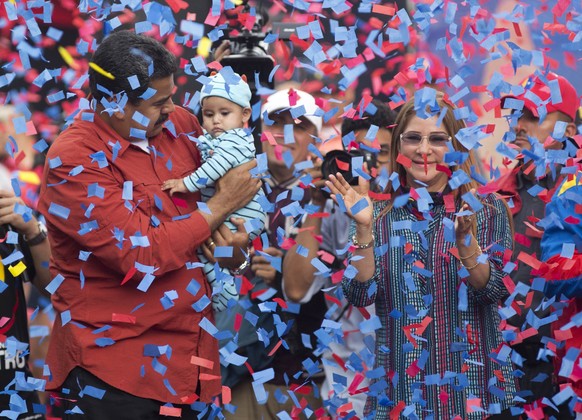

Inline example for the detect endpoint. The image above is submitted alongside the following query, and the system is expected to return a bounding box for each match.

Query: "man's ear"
[565,121,577,138]
[242,107,252,124]
[112,109,126,121]
[241,74,248,83]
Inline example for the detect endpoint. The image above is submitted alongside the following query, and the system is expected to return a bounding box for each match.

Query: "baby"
[162,68,266,312]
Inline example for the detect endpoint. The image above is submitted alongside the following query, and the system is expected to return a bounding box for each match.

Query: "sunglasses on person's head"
[399,132,451,147]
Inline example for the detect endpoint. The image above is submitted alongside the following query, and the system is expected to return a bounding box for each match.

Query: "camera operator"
[282,99,396,418]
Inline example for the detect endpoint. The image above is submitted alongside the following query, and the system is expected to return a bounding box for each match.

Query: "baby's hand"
[161,179,188,195]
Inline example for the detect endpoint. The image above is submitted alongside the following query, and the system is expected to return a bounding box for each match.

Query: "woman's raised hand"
[325,173,373,227]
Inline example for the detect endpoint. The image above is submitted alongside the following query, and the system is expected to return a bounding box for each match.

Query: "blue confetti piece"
[12,115,27,134]
[92,325,112,335]
[180,20,205,40]
[11,177,21,197]
[81,385,106,399]
[129,128,146,140]
[139,87,156,100]
[458,281,468,311]
[197,202,211,214]
[137,272,155,292]
[163,379,177,396]
[122,181,133,200]
[68,165,84,176]
[192,294,211,312]
[350,197,369,216]
[199,317,219,336]
[152,358,167,376]
[461,191,483,212]
[127,75,140,90]
[154,194,162,211]
[87,183,105,199]
[89,151,108,168]
[6,230,18,245]
[132,111,150,127]
[45,274,65,295]
[33,139,49,153]
[186,279,201,296]
[61,310,71,326]
[135,21,153,34]
[131,303,145,314]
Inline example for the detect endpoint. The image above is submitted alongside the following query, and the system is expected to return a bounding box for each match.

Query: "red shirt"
[38,106,221,404]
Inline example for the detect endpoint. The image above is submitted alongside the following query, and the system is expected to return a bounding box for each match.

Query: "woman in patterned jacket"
[326,91,518,419]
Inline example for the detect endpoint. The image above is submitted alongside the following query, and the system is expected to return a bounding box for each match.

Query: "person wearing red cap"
[490,71,580,416]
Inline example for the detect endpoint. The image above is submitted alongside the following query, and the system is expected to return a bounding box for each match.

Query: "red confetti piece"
[438,390,449,405]
[267,339,283,357]
[165,0,188,13]
[390,401,406,420]
[222,386,231,405]
[190,356,214,369]
[171,197,188,208]
[436,164,452,178]
[337,402,354,416]
[357,306,371,320]
[159,406,182,417]
[405,359,421,377]
[273,297,288,309]
[180,394,199,404]
[331,352,347,372]
[244,361,254,375]
[239,276,253,295]
[121,266,137,285]
[368,191,391,201]
[372,4,395,15]
[331,269,344,284]
[396,153,412,168]
[112,313,136,324]
[324,293,342,308]
[233,313,242,332]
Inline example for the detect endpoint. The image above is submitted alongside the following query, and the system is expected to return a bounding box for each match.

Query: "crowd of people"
[1,6,582,420]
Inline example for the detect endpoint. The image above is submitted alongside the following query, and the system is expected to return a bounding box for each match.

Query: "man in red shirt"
[38,31,261,419]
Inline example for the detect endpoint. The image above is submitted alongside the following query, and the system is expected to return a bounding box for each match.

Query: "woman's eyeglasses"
[400,132,451,147]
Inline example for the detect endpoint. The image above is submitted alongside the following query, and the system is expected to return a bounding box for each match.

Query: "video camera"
[218,1,301,154]
[220,1,299,91]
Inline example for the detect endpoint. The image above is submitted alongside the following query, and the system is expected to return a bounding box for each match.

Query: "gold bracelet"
[459,244,482,261]
[352,234,375,249]
[462,259,480,270]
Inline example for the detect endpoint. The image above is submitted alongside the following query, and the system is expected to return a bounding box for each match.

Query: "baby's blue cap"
[199,68,251,109]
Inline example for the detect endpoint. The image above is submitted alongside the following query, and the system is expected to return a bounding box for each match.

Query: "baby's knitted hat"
[199,67,252,109]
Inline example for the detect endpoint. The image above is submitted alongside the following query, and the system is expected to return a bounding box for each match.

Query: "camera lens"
[321,150,358,185]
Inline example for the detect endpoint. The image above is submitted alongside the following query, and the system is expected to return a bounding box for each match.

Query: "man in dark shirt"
[0,188,51,419]
[490,71,579,414]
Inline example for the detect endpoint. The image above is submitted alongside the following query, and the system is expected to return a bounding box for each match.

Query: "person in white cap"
[216,87,327,418]
[163,67,266,312]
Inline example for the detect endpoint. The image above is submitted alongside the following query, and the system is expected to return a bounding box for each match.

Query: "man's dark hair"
[89,31,178,105]
[341,99,397,137]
